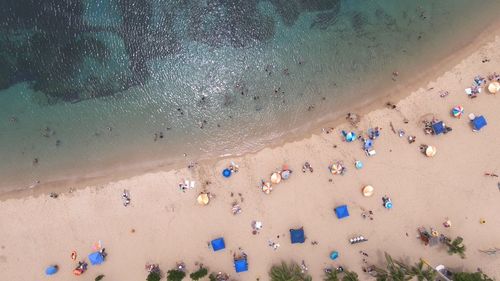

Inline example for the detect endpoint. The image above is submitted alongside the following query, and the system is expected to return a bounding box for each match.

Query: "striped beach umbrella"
[330,163,344,175]
[345,132,357,142]
[451,105,464,118]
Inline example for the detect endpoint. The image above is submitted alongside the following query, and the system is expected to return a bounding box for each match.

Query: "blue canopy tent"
[334,205,350,219]
[290,228,305,244]
[211,237,226,251]
[472,116,487,131]
[88,252,105,265]
[432,121,445,135]
[45,265,58,276]
[234,257,248,273]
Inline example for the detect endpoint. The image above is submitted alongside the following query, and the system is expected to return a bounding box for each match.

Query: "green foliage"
[324,269,359,281]
[95,274,105,281]
[190,266,208,280]
[373,253,412,281]
[342,271,359,281]
[324,270,338,281]
[454,272,494,281]
[446,237,466,259]
[409,261,436,281]
[269,261,312,281]
[208,273,217,281]
[147,271,162,281]
[167,269,186,281]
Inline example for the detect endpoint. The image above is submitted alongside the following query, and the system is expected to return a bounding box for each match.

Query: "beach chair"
[211,237,226,252]
[435,265,453,281]
[290,228,305,244]
[365,148,376,157]
[472,115,487,131]
[334,205,349,219]
[417,227,439,246]
[234,257,248,273]
[349,235,368,244]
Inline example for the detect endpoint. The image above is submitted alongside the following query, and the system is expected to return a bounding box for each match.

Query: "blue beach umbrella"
[345,132,357,142]
[355,160,363,169]
[385,201,393,209]
[330,251,339,260]
[45,265,58,276]
[88,252,104,265]
[363,139,373,150]
[222,169,232,178]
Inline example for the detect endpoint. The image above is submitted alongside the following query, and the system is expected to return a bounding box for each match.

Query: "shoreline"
[3,18,500,201]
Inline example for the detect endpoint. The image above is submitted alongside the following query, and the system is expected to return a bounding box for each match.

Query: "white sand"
[1,36,500,281]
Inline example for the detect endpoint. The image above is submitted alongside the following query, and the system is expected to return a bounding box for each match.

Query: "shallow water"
[1,0,499,192]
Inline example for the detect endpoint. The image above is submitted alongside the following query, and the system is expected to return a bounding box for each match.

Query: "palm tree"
[410,261,436,281]
[446,237,466,259]
[323,269,338,281]
[269,261,312,281]
[167,269,186,281]
[454,271,494,281]
[372,253,413,281]
[324,269,339,281]
[189,265,208,280]
[342,271,359,281]
[147,271,162,281]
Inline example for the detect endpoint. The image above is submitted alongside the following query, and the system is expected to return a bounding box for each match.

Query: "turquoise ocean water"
[1,0,499,192]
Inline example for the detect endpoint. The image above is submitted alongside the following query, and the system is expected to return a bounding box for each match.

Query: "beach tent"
[472,116,487,131]
[234,258,248,273]
[334,205,350,219]
[45,265,58,276]
[211,237,226,251]
[290,228,305,244]
[88,252,104,265]
[432,121,445,135]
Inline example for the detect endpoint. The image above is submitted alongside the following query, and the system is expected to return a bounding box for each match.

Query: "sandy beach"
[2,35,500,281]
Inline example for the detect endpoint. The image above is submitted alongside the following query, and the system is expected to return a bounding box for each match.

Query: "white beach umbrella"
[197,193,210,205]
[425,146,437,157]
[271,172,281,184]
[362,185,374,197]
[488,81,500,94]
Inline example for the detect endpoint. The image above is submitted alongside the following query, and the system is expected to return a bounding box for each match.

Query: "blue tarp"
[45,265,58,275]
[290,228,305,244]
[334,205,350,219]
[88,252,104,265]
[473,116,487,130]
[211,237,226,251]
[363,139,373,150]
[234,258,248,273]
[432,121,445,135]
